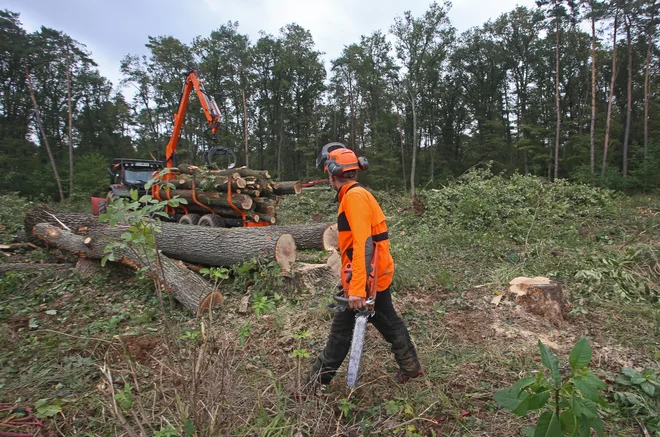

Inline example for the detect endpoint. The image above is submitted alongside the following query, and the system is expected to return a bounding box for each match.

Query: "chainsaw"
[327,244,379,388]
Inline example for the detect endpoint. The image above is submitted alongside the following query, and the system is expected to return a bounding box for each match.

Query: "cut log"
[253,198,276,215]
[509,276,564,327]
[274,223,338,251]
[159,189,253,210]
[181,206,260,222]
[154,223,297,273]
[326,249,341,276]
[24,204,99,243]
[32,223,221,316]
[25,209,298,271]
[0,263,73,274]
[272,181,302,195]
[283,263,340,294]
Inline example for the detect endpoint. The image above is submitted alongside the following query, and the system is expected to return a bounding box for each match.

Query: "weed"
[613,367,660,433]
[251,295,276,316]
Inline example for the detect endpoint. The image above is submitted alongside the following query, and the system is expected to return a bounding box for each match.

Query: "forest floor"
[0,174,659,436]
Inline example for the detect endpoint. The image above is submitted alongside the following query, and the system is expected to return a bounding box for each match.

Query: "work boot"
[395,368,423,384]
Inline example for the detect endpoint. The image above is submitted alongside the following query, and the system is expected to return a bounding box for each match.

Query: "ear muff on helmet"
[358,156,369,171]
[316,142,347,169]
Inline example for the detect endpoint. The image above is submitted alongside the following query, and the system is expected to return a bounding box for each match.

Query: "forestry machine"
[93,69,266,228]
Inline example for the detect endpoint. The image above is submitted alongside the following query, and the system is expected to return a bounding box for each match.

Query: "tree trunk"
[274,223,337,251]
[25,66,64,201]
[66,43,74,196]
[554,19,561,181]
[590,7,597,174]
[0,263,73,275]
[242,87,249,168]
[398,114,407,192]
[282,263,340,295]
[602,10,619,179]
[623,15,633,177]
[643,1,656,163]
[409,87,418,196]
[32,223,221,316]
[278,118,284,181]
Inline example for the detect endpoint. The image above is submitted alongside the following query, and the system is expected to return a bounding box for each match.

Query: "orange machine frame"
[153,69,266,227]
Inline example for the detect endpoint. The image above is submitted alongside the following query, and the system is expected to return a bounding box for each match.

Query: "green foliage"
[99,169,186,268]
[251,296,276,317]
[231,258,284,298]
[35,398,62,418]
[613,368,660,433]
[575,249,658,303]
[421,168,617,242]
[153,425,179,437]
[0,193,33,239]
[338,398,356,419]
[114,383,135,410]
[494,337,606,437]
[238,321,253,346]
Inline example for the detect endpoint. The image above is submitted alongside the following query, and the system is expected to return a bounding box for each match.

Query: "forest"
[1,0,660,201]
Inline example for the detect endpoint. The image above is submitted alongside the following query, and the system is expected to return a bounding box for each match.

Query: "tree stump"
[509,276,564,326]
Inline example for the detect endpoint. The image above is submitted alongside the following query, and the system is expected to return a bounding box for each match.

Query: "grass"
[1,173,659,436]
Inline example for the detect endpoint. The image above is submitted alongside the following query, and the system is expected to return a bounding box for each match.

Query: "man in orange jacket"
[307,143,422,388]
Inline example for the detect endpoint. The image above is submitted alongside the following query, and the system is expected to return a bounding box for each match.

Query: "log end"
[274,232,297,274]
[196,291,225,317]
[322,223,339,251]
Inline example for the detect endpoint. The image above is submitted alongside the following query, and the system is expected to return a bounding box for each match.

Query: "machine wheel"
[198,214,226,227]
[179,213,201,225]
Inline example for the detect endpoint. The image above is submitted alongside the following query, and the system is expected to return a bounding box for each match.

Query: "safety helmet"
[316,142,369,176]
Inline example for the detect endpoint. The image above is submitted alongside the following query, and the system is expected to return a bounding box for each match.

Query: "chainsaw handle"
[332,293,375,306]
[327,292,375,314]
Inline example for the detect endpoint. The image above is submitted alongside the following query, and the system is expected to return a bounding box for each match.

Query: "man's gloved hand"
[348,295,366,310]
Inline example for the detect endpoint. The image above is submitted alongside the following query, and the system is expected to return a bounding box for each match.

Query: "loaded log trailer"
[91,68,303,228]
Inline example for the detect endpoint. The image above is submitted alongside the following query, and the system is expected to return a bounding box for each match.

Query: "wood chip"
[491,295,503,306]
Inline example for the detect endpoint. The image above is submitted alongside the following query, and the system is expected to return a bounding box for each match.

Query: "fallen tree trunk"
[154,223,296,272]
[0,263,73,274]
[25,208,298,270]
[274,223,338,251]
[24,204,99,243]
[32,223,221,316]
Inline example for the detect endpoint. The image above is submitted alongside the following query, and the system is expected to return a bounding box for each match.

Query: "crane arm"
[164,69,221,169]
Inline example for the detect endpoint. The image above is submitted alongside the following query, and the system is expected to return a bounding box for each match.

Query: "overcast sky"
[9,0,535,90]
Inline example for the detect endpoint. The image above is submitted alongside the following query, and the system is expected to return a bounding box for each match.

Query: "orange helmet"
[316,142,369,176]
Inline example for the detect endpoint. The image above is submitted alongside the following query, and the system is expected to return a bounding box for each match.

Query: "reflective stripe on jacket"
[337,182,394,297]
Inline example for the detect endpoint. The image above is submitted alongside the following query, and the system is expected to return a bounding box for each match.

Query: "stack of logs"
[166,165,302,225]
[24,205,339,317]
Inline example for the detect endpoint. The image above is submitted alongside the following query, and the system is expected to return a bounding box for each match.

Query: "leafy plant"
[251,296,276,317]
[494,337,606,436]
[114,383,134,410]
[35,398,62,418]
[238,320,253,345]
[613,367,660,433]
[338,398,356,419]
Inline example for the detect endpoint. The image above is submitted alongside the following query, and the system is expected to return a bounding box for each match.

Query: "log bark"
[274,223,338,251]
[74,258,102,279]
[25,208,298,271]
[32,223,221,316]
[24,204,99,243]
[0,263,73,274]
[272,181,302,195]
[160,189,253,210]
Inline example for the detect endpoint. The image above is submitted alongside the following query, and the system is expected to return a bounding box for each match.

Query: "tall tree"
[536,0,577,180]
[602,3,619,179]
[391,1,454,195]
[642,0,658,161]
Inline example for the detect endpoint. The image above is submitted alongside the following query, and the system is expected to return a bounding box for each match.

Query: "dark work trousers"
[308,287,421,385]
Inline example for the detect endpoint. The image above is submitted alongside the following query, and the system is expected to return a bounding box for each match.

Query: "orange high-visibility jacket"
[337,182,394,297]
